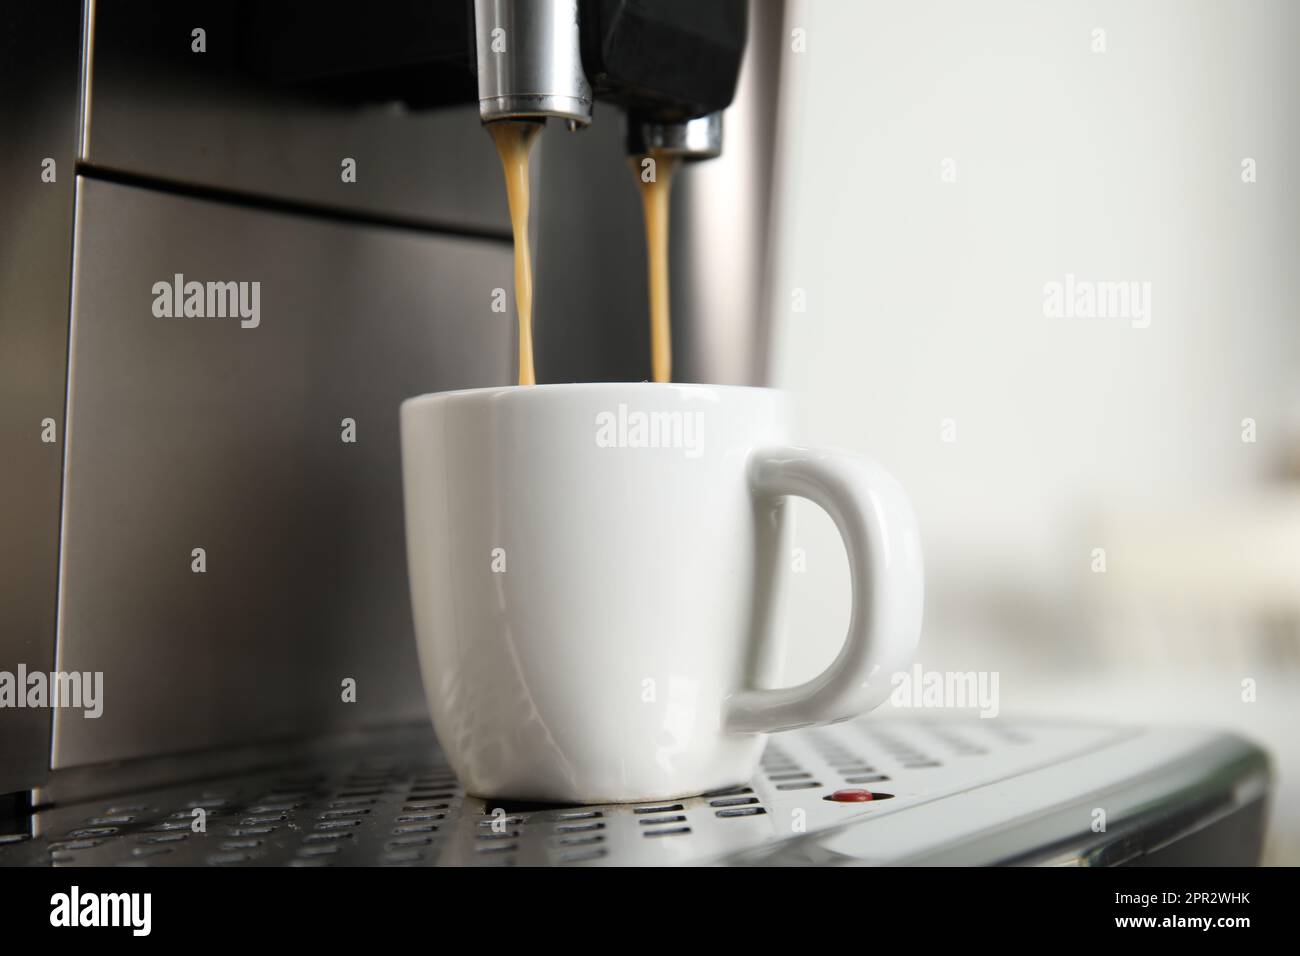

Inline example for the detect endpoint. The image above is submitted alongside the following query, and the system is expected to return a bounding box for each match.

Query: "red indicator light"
[829,788,874,802]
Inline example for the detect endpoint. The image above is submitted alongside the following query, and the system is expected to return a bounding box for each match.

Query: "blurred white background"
[765,0,1300,863]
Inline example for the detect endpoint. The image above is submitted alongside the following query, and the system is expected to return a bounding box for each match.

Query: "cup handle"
[725,446,924,734]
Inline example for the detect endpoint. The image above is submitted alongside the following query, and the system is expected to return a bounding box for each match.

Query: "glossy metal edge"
[0,0,85,795]
[711,726,1271,866]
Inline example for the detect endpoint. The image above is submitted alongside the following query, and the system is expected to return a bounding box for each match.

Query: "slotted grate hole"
[396,812,444,823]
[701,785,753,798]
[67,827,119,838]
[228,822,274,837]
[392,823,437,834]
[241,813,287,825]
[555,821,605,833]
[716,806,767,818]
[710,796,759,808]
[477,816,524,827]
[387,836,433,848]
[318,807,370,819]
[148,822,192,833]
[314,819,361,831]
[556,833,604,847]
[643,826,691,838]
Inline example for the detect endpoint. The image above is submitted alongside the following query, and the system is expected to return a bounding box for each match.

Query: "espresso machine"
[0,0,1269,867]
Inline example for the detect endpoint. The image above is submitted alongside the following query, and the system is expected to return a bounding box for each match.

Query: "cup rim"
[400,381,780,411]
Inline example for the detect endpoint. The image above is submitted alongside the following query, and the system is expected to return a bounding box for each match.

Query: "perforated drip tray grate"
[1,718,1132,866]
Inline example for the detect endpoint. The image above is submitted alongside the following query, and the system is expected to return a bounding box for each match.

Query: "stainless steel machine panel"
[0,0,82,796]
[83,0,509,234]
[53,177,514,768]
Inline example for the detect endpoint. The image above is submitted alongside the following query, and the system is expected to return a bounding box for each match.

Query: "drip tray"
[0,717,1267,866]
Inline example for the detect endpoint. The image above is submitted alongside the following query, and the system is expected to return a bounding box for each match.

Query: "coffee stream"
[632,151,678,383]
[489,123,678,385]
[489,120,543,386]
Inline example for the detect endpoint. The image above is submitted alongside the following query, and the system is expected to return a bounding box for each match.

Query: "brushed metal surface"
[0,0,83,794]
[673,0,784,386]
[53,177,514,768]
[474,0,593,125]
[5,717,1260,867]
[83,0,510,235]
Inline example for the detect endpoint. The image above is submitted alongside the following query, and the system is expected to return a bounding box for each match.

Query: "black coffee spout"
[579,0,746,158]
[579,0,747,121]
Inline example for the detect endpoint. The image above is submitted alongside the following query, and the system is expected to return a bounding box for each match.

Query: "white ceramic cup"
[400,382,923,804]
